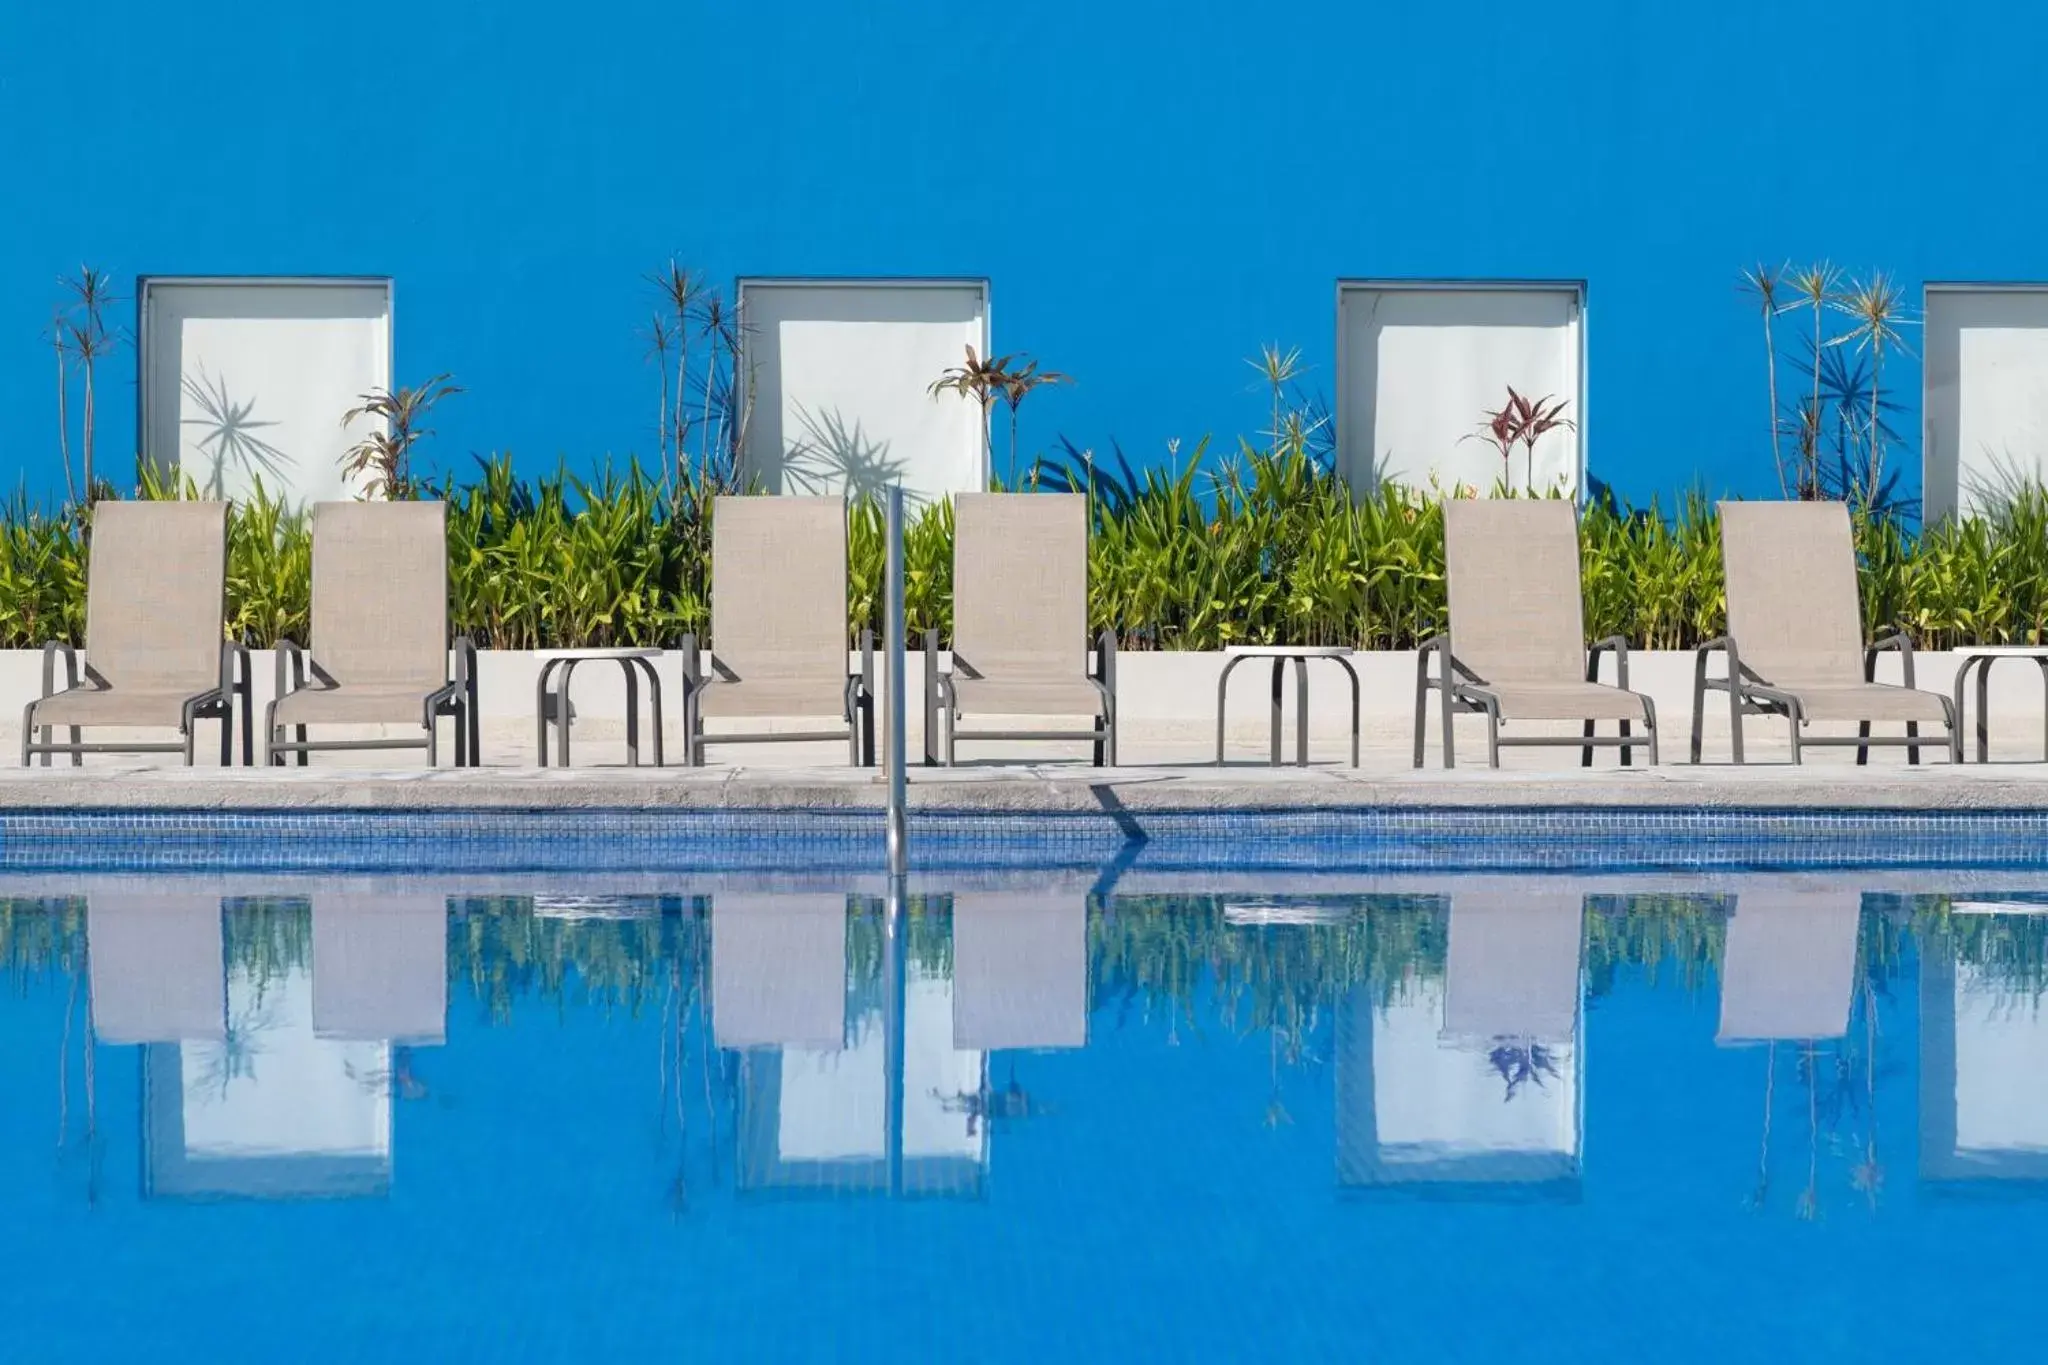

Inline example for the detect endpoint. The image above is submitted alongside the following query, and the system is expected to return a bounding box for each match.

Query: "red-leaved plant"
[1462,386,1576,493]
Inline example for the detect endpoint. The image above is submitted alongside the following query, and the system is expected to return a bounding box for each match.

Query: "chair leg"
[1788,713,1802,765]
[1581,716,1596,768]
[1484,703,1501,769]
[1643,697,1661,766]
[1856,719,1871,766]
[1728,688,1746,765]
[1906,720,1922,766]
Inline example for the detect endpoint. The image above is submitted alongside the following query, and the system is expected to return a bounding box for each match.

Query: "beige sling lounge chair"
[679,496,873,766]
[266,500,476,766]
[1415,498,1656,768]
[1692,501,1958,764]
[926,492,1116,766]
[23,501,250,766]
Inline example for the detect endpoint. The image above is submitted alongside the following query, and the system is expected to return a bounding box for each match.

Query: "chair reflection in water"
[1338,885,1586,1197]
[712,892,1087,1198]
[1919,900,2048,1191]
[87,888,447,1200]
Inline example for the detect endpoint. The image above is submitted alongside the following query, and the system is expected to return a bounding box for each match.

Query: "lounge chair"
[926,492,1117,765]
[23,500,249,766]
[1692,501,1959,764]
[1414,498,1657,768]
[679,496,873,766]
[266,500,477,766]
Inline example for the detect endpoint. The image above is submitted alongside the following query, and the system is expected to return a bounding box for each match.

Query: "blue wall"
[3,0,2039,506]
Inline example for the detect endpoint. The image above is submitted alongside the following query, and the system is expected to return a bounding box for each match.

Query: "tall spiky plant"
[643,312,676,470]
[1740,262,1788,496]
[1786,263,1841,499]
[55,269,121,515]
[649,261,701,487]
[1828,272,1914,508]
[1248,343,1304,451]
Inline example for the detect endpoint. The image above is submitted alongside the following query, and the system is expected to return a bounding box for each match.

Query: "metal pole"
[885,485,908,877]
[883,879,906,1198]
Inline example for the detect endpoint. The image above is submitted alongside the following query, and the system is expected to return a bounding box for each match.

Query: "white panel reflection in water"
[1921,920,2048,1186]
[952,894,1088,1051]
[1718,891,1861,1044]
[87,894,226,1044]
[149,952,392,1199]
[1338,890,1584,1192]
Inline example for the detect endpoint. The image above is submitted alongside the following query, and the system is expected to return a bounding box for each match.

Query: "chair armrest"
[1693,635,1743,693]
[274,638,309,702]
[39,641,79,700]
[856,628,875,696]
[1866,631,1916,687]
[1587,635,1630,689]
[219,639,251,696]
[1092,629,1118,697]
[1415,634,1459,691]
[452,635,478,690]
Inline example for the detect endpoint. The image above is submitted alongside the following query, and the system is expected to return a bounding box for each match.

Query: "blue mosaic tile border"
[7,805,2048,874]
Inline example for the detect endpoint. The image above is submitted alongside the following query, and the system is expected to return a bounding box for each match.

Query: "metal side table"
[536,648,665,767]
[1215,645,1360,767]
[1953,646,2048,762]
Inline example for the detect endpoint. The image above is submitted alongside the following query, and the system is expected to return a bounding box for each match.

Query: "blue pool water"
[4,868,2046,1361]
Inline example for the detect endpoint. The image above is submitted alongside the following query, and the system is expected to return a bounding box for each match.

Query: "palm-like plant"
[1248,343,1305,449]
[928,345,1010,479]
[1740,262,1788,496]
[998,356,1070,488]
[339,373,461,500]
[53,268,121,520]
[1784,263,1841,499]
[1827,272,1916,509]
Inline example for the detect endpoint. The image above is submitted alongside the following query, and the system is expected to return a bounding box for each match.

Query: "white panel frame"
[138,275,395,505]
[1922,282,2048,524]
[1336,279,1587,500]
[736,277,991,501]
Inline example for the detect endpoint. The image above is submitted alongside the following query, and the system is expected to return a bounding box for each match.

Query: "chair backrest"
[1718,501,1864,683]
[311,500,449,686]
[953,493,1088,679]
[1443,498,1586,684]
[710,496,848,699]
[84,501,228,691]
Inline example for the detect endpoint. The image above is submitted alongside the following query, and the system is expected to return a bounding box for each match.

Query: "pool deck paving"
[7,759,2048,811]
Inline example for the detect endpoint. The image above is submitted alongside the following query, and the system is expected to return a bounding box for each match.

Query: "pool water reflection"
[4,872,2046,1361]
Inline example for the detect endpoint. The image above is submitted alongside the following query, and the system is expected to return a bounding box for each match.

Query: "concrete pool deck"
[8,759,2048,812]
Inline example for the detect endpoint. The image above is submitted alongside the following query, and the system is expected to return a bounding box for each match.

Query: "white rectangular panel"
[1923,285,2048,522]
[1338,282,1584,498]
[140,278,392,506]
[739,279,989,501]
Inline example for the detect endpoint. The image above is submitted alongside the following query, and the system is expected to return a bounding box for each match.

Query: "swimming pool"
[3,869,2043,1361]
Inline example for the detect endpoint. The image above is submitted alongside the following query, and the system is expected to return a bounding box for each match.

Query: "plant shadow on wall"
[180,370,290,498]
[1745,262,1916,513]
[783,404,908,499]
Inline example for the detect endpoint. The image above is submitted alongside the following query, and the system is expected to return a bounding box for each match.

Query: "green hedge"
[7,450,2048,651]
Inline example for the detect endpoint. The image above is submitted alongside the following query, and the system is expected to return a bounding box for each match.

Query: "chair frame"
[924,629,1119,767]
[1689,631,1962,765]
[23,639,253,767]
[677,631,875,768]
[1413,634,1657,768]
[265,637,479,768]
